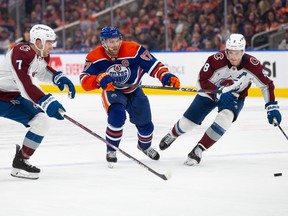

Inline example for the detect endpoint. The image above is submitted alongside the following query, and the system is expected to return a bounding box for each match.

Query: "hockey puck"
[274,173,282,177]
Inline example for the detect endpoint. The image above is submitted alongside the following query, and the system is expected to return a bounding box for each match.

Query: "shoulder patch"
[19,44,30,52]
[213,52,224,60]
[250,57,260,66]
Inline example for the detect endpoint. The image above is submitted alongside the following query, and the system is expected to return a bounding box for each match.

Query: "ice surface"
[1,93,288,216]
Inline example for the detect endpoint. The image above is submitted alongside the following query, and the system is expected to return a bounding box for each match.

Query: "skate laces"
[23,159,31,165]
[23,159,36,168]
[163,133,176,145]
[194,146,203,158]
[107,151,117,158]
[144,147,158,158]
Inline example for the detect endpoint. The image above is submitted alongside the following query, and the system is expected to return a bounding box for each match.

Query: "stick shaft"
[63,114,168,180]
[114,83,221,94]
[277,124,288,141]
[273,118,288,141]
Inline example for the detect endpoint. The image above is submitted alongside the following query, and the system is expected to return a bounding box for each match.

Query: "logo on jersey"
[217,78,234,87]
[213,52,224,60]
[250,57,260,65]
[20,45,30,52]
[107,64,131,83]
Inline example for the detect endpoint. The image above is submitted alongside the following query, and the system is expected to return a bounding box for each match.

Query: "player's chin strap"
[58,109,169,181]
[33,43,45,57]
[113,83,222,94]
[273,119,288,141]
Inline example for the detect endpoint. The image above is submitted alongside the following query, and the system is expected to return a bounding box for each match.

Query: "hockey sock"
[106,124,122,151]
[172,117,197,137]
[198,109,233,149]
[21,130,44,159]
[137,122,153,150]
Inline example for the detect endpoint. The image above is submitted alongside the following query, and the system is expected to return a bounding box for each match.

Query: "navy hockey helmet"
[100,26,122,43]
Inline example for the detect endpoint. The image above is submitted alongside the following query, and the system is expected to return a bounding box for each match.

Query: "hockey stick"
[277,124,288,141]
[114,83,221,94]
[273,119,288,141]
[61,113,168,181]
[115,73,248,94]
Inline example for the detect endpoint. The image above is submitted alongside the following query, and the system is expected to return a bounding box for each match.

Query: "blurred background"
[1,0,288,54]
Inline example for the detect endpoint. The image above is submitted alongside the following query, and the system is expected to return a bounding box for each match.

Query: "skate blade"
[107,162,115,169]
[184,158,198,166]
[11,168,39,180]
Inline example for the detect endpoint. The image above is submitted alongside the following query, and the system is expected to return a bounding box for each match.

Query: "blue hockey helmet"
[100,26,122,43]
[100,26,122,56]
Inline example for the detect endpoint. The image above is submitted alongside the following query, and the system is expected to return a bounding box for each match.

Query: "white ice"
[1,93,288,216]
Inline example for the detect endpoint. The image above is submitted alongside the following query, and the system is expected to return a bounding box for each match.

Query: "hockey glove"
[96,72,115,91]
[217,90,239,110]
[38,94,66,120]
[265,101,281,126]
[53,71,76,99]
[161,73,180,88]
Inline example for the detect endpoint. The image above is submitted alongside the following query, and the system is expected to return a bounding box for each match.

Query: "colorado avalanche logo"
[107,64,131,83]
[20,45,30,51]
[250,57,260,65]
[217,77,234,87]
[213,52,224,60]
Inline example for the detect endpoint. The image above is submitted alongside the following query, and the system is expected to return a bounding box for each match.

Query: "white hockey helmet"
[29,24,57,47]
[225,33,246,51]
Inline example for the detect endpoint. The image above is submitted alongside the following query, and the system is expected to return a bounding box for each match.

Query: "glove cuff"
[265,101,279,111]
[38,94,56,111]
[96,72,110,83]
[160,72,173,86]
[53,72,65,85]
[96,72,114,89]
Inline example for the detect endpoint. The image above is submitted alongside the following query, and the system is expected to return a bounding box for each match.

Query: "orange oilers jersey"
[80,41,169,93]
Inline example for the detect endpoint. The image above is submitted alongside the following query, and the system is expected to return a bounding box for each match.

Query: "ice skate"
[106,151,117,168]
[10,145,40,180]
[159,133,176,150]
[137,145,160,160]
[184,144,205,166]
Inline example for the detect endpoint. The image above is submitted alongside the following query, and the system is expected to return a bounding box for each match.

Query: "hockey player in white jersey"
[159,33,282,165]
[0,24,76,179]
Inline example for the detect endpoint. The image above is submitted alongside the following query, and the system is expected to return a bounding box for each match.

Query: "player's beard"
[107,47,119,57]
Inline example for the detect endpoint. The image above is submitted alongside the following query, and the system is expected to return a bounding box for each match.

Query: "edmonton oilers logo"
[107,64,131,83]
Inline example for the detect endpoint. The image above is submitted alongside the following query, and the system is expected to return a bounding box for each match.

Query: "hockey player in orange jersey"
[80,26,180,167]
